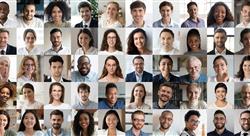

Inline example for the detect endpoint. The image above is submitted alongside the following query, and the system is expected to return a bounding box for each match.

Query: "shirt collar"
[215,48,226,55]
[160,18,174,27]
[51,45,63,53]
[0,45,7,53]
[82,18,91,27]
[51,76,63,82]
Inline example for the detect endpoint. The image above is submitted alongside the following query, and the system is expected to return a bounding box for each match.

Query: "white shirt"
[98,50,124,55]
[98,129,125,136]
[208,102,233,109]
[0,18,17,28]
[154,48,181,55]
[75,47,98,55]
[215,48,227,55]
[16,16,43,28]
[18,46,42,55]
[51,76,64,82]
[17,100,43,109]
[17,131,44,136]
[236,22,250,28]
[44,103,71,109]
[17,75,34,82]
[208,76,234,82]
[44,45,71,55]
[153,128,179,136]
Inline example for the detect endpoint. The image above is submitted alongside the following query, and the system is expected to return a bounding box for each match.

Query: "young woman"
[0,110,16,136]
[184,29,206,55]
[17,56,38,82]
[236,28,250,54]
[0,83,15,109]
[235,55,250,82]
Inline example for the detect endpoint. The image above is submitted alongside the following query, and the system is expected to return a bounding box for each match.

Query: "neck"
[52,128,61,135]
[215,100,227,107]
[161,72,170,80]
[23,17,33,25]
[216,21,224,25]
[26,99,35,104]
[26,45,34,52]
[215,127,225,135]
[161,18,171,24]
[108,128,116,135]
[243,99,250,107]
[81,99,89,105]
[134,99,143,107]
[134,20,144,27]
[190,74,199,81]
[24,73,32,79]
[0,128,5,135]
[81,128,88,136]
[158,100,168,108]
[190,16,198,22]
[52,76,61,82]
[53,20,62,26]
[189,100,198,106]
[243,20,250,26]
[243,47,250,54]
[159,127,169,133]
[216,73,228,82]
[82,46,90,54]
[108,47,116,52]
[215,46,225,53]
[52,100,62,105]
[163,46,173,52]
[24,128,34,135]
[245,74,250,79]
[52,45,62,52]
[132,127,141,135]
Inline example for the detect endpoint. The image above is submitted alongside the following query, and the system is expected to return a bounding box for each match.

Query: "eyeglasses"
[241,118,250,122]
[133,118,145,122]
[189,120,200,125]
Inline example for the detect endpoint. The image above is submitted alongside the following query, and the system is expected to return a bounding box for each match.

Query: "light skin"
[242,86,250,106]
[77,57,91,76]
[242,32,250,53]
[243,60,250,79]
[159,112,173,132]
[0,60,9,83]
[50,115,63,135]
[107,32,117,52]
[214,5,226,25]
[160,6,172,24]
[106,3,118,21]
[23,88,35,102]
[24,32,36,51]
[213,113,226,134]
[23,59,35,79]
[159,58,172,79]
[187,59,201,80]
[158,86,173,108]
[51,85,63,104]
[187,86,201,103]
[215,87,227,107]
[160,32,174,51]
[50,32,62,51]
[106,114,118,131]
[78,89,89,103]
[105,59,117,76]
[133,32,146,52]
[51,6,63,24]
[131,7,145,26]
[80,7,91,22]
[240,113,250,131]
[0,114,7,134]
[187,36,200,52]
[133,58,144,74]
[0,32,9,49]
[23,5,36,22]
[188,5,198,20]
[106,88,118,106]
[241,5,250,24]
[132,114,145,135]
[132,86,145,107]
[213,58,229,82]
[78,32,91,52]
[50,61,63,81]
[214,32,227,53]
[0,3,9,24]
[23,113,36,130]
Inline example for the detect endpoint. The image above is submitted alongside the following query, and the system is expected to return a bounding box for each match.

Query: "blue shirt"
[181,17,205,28]
[71,70,98,82]
[44,128,70,136]
[99,99,124,109]
[207,129,234,136]
[153,73,180,83]
[125,128,149,136]
[179,73,207,83]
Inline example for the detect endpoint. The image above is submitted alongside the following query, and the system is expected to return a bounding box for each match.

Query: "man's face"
[214,32,227,49]
[50,115,63,130]
[186,115,199,131]
[80,7,91,22]
[187,86,200,102]
[242,86,250,103]
[187,60,201,79]
[106,87,118,105]
[131,7,145,23]
[50,62,63,78]
[50,32,62,48]
[240,113,250,131]
[23,5,36,21]
[0,60,9,82]
[0,32,8,48]
[160,6,172,19]
[160,112,173,130]
[132,114,145,130]
[159,58,172,76]
[241,6,250,23]
[158,86,173,103]
[78,89,89,102]
[133,58,144,74]
[0,3,9,20]
[187,5,198,19]
[213,113,226,130]
[77,57,91,76]
[160,32,174,49]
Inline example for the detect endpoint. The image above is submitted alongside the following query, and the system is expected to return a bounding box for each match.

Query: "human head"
[241,1,250,23]
[50,28,62,48]
[214,83,227,101]
[159,1,173,20]
[106,1,119,19]
[237,55,250,81]
[49,82,65,103]
[186,56,202,80]
[131,110,145,131]
[0,56,10,83]
[213,55,228,76]
[127,28,147,54]
[0,83,14,104]
[187,2,198,19]
[0,110,10,130]
[132,56,144,74]
[130,1,146,24]
[105,83,118,105]
[77,55,91,76]
[240,28,250,50]
[73,110,95,136]
[158,55,173,76]
[186,83,202,102]
[45,1,70,22]
[50,110,64,130]
[0,2,9,21]
[102,110,123,131]
[241,83,250,103]
[23,29,36,46]
[49,55,64,79]
[157,83,173,103]
[0,28,9,49]
[18,110,41,131]
[78,1,92,22]
[77,83,90,102]
[130,83,146,103]
[184,110,200,131]
[100,29,122,51]
[18,56,37,80]
[186,29,201,52]
[213,28,227,49]
[21,83,35,101]
[22,3,36,21]
[213,110,226,130]
[77,29,94,48]
[240,110,250,131]
[159,28,174,49]
[159,110,173,130]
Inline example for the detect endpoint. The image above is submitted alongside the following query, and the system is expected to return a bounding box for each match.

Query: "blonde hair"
[17,56,38,81]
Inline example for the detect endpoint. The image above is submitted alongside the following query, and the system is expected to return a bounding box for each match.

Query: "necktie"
[244,133,248,136]
[84,24,88,28]
[0,50,5,55]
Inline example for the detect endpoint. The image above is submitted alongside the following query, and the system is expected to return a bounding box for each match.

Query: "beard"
[215,123,225,130]
[52,123,61,129]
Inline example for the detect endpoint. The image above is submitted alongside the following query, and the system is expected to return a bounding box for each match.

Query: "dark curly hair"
[45,1,70,21]
[102,110,124,132]
[236,55,250,81]
[73,110,95,136]
[0,110,10,130]
[77,29,94,48]
[186,29,201,51]
[130,83,146,103]
[18,110,41,131]
[100,29,122,51]
[127,28,147,54]
[207,2,234,26]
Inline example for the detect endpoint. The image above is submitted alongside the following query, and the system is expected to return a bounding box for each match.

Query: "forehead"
[160,86,172,92]
[161,112,173,118]
[241,112,250,118]
[24,4,35,10]
[107,87,117,93]
[79,57,90,63]
[133,58,144,63]
[0,3,9,9]
[214,32,226,37]
[214,113,225,118]
[133,113,144,119]
[52,85,62,90]
[51,114,63,119]
[51,32,62,37]
[51,61,63,66]
[0,32,9,36]
[80,7,90,11]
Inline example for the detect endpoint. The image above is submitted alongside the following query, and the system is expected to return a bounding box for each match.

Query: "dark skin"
[0,3,9,25]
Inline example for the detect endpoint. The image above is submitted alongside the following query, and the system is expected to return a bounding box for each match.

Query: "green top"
[4,129,16,136]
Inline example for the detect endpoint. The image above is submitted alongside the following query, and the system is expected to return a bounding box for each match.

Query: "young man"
[236,1,250,28]
[0,1,17,27]
[235,110,250,136]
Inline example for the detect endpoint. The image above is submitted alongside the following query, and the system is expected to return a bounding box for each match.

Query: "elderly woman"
[235,83,250,109]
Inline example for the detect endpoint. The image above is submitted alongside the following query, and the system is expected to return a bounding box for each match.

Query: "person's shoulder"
[181,19,189,27]
[153,19,161,27]
[74,22,82,27]
[207,49,215,55]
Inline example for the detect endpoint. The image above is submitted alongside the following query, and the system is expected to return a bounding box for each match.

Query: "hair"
[18,110,41,131]
[100,29,122,51]
[159,82,173,91]
[49,55,64,66]
[240,110,250,117]
[131,110,145,119]
[22,2,36,13]
[73,110,95,136]
[241,83,250,94]
[186,56,202,69]
[207,2,234,26]
[130,83,146,103]
[132,56,144,64]
[186,29,201,51]
[160,110,173,118]
[77,55,90,65]
[159,28,174,40]
[127,28,148,54]
[159,1,173,11]
[214,82,227,93]
[102,110,124,132]
[0,2,9,10]
[214,110,226,118]
[21,83,34,94]
[77,83,90,93]
[17,56,37,81]
[213,55,228,67]
[0,83,15,99]
[241,1,250,10]
[23,29,37,41]
[186,83,201,93]
[107,1,120,13]
[78,1,92,12]
[77,29,94,48]
[49,82,65,104]
[45,1,70,21]
[187,1,197,9]
[0,28,9,35]
[184,110,200,122]
[99,55,123,79]
[0,110,10,129]
[240,28,250,44]
[158,55,173,66]
[236,55,250,81]
[50,28,62,36]
[215,28,227,36]
[105,83,118,95]
[50,110,63,118]
[130,0,146,11]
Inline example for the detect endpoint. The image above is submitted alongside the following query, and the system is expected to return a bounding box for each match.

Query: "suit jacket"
[125,71,153,82]
[6,44,16,54]
[207,48,234,55]
[44,76,71,82]
[74,19,98,27]
[235,132,240,136]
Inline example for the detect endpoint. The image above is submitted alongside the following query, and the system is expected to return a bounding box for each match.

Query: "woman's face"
[187,86,200,102]
[51,85,62,101]
[160,32,174,49]
[215,87,226,101]
[133,32,145,50]
[243,60,250,76]
[133,86,145,100]
[105,59,117,75]
[0,114,7,129]
[51,6,62,22]
[23,112,36,129]
[214,5,226,24]
[242,32,250,49]
[79,113,89,129]
[0,88,10,103]
[107,3,118,19]
[24,59,35,75]
[107,32,117,49]
[187,35,200,51]
[23,88,34,101]
[213,58,227,75]
[186,115,199,131]
[78,32,90,47]
[105,113,118,129]
[159,58,172,76]
[24,32,36,46]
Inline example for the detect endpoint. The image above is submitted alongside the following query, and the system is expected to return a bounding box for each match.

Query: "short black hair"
[214,110,226,118]
[240,110,250,117]
[214,83,227,93]
[130,0,146,11]
[21,83,34,93]
[50,28,62,36]
[50,110,64,118]
[78,1,92,12]
[77,83,90,93]
[184,110,200,122]
[159,1,173,11]
[187,1,197,9]
[132,56,144,64]
[49,55,64,66]
[158,55,173,66]
[105,83,118,95]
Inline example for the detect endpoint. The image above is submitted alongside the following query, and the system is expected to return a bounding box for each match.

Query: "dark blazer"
[6,44,16,54]
[207,48,234,55]
[235,132,240,136]
[44,76,71,82]
[125,71,153,82]
[74,19,98,27]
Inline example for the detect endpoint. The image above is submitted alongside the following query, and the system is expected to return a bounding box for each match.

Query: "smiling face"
[24,32,36,46]
[51,6,62,22]
[187,35,200,51]
[78,89,89,102]
[77,57,91,76]
[241,5,250,23]
[213,58,227,76]
[80,7,91,22]
[0,60,9,82]
[106,3,118,19]
[133,32,146,50]
[159,58,172,76]
[188,5,198,19]
[23,112,36,129]
[131,7,145,24]
[133,86,145,100]
[106,88,118,105]
[160,32,174,49]
[107,32,117,49]
[0,32,9,48]
[106,113,118,129]
[0,3,9,21]
[132,114,145,130]
[186,115,199,131]
[158,86,173,102]
[159,112,173,130]
[187,59,201,80]
[24,59,35,75]
[242,32,250,50]
[187,86,200,102]
[105,59,117,76]
[0,114,7,130]
[23,4,36,21]
[215,87,226,101]
[242,86,250,102]
[240,113,250,131]
[214,5,226,24]
[50,61,63,79]
[51,85,63,101]
[213,113,226,130]
[23,87,34,102]
[78,32,90,48]
[133,58,144,74]
[79,113,89,129]
[160,5,172,19]
[214,32,227,49]
[50,31,62,48]
[50,115,63,130]
[0,87,10,103]
[243,60,250,76]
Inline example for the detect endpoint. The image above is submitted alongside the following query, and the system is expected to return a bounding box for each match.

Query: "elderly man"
[180,56,207,83]
[0,28,16,55]
[0,56,10,84]
[236,83,250,109]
